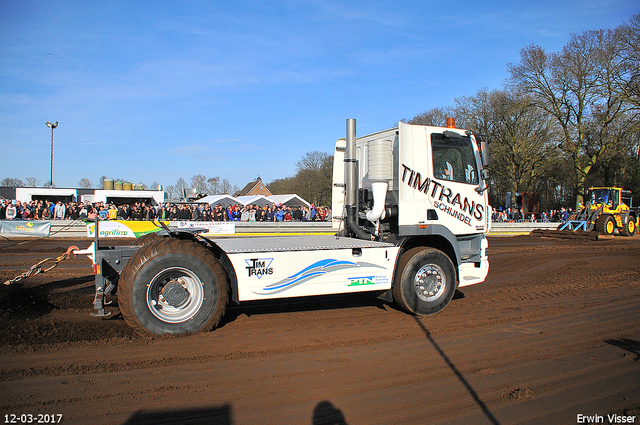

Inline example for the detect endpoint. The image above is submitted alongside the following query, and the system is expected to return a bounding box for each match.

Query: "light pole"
[46,121,58,187]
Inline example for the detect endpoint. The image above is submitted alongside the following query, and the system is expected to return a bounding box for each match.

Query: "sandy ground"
[0,234,639,425]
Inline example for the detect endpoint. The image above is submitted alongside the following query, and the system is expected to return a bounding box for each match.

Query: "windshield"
[590,189,615,206]
[589,189,620,208]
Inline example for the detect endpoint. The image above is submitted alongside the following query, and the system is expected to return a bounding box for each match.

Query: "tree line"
[406,14,640,210]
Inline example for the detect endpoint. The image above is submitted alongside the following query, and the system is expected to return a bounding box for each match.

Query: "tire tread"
[118,238,229,336]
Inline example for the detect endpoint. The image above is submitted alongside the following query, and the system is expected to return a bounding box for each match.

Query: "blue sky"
[1,0,637,191]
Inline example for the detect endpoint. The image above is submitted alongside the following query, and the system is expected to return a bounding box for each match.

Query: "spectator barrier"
[0,219,558,238]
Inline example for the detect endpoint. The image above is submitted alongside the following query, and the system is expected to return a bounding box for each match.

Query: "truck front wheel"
[393,247,456,316]
[118,238,229,336]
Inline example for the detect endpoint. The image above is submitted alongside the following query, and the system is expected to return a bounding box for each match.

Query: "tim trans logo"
[348,276,375,287]
[245,258,274,279]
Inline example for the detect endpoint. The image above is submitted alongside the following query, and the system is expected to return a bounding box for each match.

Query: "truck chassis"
[86,118,490,335]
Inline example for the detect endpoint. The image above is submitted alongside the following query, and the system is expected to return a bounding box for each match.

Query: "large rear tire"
[133,232,165,246]
[392,247,457,316]
[118,238,229,336]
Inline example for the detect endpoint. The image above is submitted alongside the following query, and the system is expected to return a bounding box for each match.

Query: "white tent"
[267,194,310,208]
[235,195,272,207]
[198,194,241,207]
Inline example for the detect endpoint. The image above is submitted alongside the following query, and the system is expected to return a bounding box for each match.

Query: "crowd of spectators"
[491,207,573,223]
[0,198,332,222]
[154,202,332,222]
[3,198,580,224]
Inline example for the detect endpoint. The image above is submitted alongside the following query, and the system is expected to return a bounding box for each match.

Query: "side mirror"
[481,138,490,167]
[475,168,491,194]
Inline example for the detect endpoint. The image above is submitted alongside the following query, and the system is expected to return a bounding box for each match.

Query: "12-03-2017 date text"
[4,414,62,424]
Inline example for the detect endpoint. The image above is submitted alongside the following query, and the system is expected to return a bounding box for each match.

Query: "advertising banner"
[86,221,168,238]
[0,220,51,237]
[176,221,236,235]
[85,220,236,238]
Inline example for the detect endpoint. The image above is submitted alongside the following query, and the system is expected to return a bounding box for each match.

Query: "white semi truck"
[85,118,491,335]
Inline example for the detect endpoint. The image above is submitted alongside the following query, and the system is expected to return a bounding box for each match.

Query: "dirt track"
[0,235,639,425]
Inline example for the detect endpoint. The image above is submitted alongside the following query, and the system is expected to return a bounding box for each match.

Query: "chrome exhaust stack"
[344,119,372,240]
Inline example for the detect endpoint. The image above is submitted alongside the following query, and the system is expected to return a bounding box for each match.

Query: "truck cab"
[332,119,490,291]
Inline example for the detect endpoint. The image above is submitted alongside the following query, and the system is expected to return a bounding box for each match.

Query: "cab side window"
[431,134,478,185]
[612,190,619,209]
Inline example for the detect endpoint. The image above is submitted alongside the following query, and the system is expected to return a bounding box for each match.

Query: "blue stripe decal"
[257,258,361,294]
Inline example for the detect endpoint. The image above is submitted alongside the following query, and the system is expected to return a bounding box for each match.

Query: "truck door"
[397,122,487,236]
[428,132,486,232]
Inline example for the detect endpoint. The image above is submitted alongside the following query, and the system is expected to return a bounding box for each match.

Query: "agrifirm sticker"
[86,221,166,238]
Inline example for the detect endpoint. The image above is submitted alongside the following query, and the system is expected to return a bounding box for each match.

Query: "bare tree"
[267,151,334,205]
[1,178,24,187]
[191,174,208,195]
[219,179,232,194]
[96,176,108,189]
[407,106,455,127]
[456,88,556,196]
[615,13,640,107]
[296,151,329,173]
[455,88,494,136]
[78,178,93,188]
[508,29,638,206]
[207,176,221,195]
[267,176,296,195]
[175,177,189,199]
[25,177,39,187]
[164,185,178,200]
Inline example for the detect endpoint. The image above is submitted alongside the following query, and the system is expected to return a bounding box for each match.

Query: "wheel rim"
[146,267,205,323]
[606,219,614,234]
[629,220,636,234]
[413,264,446,302]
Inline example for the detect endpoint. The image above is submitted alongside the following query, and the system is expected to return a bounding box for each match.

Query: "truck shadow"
[221,289,465,329]
[412,315,500,425]
[220,291,389,327]
[604,338,640,360]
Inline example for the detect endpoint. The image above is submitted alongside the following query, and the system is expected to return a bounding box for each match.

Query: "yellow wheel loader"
[558,187,638,236]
